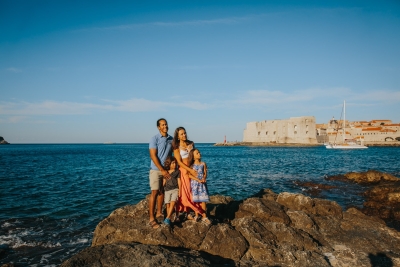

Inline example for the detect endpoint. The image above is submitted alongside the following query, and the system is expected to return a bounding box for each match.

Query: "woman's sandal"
[149,220,160,229]
[201,217,211,226]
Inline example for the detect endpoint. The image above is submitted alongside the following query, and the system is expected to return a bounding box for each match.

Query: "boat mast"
[343,100,345,143]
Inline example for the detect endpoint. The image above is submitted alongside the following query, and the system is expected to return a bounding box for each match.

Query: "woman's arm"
[188,173,202,183]
[177,178,181,197]
[173,148,197,177]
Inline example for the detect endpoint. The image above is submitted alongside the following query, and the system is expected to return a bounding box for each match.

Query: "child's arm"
[202,162,207,183]
[188,173,202,183]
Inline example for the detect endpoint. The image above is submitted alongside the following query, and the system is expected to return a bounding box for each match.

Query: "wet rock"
[294,181,337,197]
[325,170,400,229]
[362,181,400,228]
[65,189,400,267]
[327,169,399,185]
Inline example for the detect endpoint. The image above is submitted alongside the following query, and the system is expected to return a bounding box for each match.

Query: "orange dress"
[176,150,204,215]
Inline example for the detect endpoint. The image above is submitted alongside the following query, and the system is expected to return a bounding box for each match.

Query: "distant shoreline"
[214,142,322,147]
[214,142,400,147]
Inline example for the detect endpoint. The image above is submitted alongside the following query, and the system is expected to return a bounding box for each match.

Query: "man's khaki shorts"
[149,169,163,191]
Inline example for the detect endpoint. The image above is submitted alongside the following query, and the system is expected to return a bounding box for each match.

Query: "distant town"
[238,116,400,146]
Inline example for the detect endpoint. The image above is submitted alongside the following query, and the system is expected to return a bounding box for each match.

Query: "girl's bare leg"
[201,202,207,217]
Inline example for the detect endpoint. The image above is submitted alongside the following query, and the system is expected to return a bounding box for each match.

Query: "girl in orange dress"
[172,127,209,223]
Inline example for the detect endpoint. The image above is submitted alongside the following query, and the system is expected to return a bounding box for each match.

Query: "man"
[148,118,173,229]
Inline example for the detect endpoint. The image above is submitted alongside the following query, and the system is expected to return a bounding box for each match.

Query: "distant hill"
[0,136,10,145]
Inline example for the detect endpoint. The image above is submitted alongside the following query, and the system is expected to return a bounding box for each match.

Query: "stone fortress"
[243,116,318,144]
[242,116,400,145]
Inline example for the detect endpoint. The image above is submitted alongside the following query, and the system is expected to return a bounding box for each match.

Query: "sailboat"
[325,101,368,149]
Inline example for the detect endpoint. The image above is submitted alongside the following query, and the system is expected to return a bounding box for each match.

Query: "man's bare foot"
[149,220,160,229]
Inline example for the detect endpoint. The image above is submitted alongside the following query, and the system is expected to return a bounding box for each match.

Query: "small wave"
[0,233,62,249]
[1,222,13,228]
[69,238,89,245]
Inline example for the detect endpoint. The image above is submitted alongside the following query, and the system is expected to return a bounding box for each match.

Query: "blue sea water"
[1,143,400,266]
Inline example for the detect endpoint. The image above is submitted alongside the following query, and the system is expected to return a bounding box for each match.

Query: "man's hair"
[157,118,167,127]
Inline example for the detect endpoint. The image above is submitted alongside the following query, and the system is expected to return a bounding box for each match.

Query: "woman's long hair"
[172,126,192,149]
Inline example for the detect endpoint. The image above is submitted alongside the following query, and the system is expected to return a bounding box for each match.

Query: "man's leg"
[155,173,164,218]
[156,192,164,218]
[149,190,159,222]
[149,170,161,228]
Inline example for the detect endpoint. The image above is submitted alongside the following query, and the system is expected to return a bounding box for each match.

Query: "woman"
[172,127,206,221]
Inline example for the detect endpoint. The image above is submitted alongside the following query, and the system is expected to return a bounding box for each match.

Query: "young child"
[187,148,211,225]
[162,156,181,226]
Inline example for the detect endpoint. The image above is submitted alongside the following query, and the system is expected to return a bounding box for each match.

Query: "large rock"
[63,189,400,267]
[0,136,9,145]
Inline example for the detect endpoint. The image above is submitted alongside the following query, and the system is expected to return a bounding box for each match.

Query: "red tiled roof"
[362,127,382,131]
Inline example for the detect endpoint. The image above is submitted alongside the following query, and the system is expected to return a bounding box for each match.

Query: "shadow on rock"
[368,252,394,267]
[61,243,236,267]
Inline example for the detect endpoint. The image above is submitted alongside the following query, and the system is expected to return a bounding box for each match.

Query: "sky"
[1,0,400,143]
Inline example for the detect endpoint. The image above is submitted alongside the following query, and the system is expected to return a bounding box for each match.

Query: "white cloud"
[0,98,211,116]
[6,67,22,73]
[77,14,266,32]
[212,87,400,114]
[1,88,398,118]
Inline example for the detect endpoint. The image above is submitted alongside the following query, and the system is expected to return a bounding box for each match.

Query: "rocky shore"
[0,136,9,145]
[60,170,400,267]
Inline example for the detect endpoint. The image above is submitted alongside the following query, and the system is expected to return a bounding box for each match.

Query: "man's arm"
[149,148,170,179]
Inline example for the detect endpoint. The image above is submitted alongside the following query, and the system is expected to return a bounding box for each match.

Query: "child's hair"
[164,156,177,170]
[187,148,200,167]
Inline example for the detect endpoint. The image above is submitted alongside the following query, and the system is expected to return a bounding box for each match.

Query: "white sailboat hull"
[325,144,368,149]
[325,100,368,150]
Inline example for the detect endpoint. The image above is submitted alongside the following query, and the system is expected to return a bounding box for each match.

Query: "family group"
[148,118,211,229]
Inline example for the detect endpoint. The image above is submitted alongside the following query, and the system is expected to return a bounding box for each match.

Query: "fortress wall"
[243,116,318,144]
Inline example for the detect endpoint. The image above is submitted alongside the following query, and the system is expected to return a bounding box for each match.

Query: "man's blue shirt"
[149,133,173,170]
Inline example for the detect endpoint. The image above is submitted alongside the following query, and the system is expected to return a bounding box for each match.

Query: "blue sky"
[1,0,400,143]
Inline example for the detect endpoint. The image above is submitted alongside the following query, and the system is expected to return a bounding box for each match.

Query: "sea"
[1,143,400,266]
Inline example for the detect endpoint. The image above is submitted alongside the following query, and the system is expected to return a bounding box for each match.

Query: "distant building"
[317,119,400,144]
[243,116,318,144]
[243,117,400,145]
